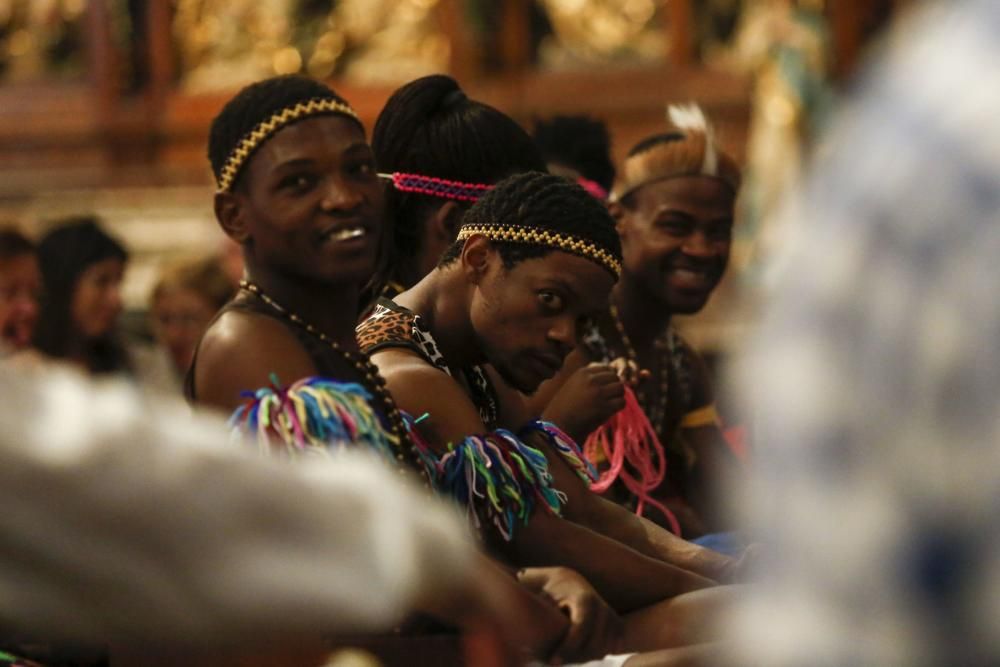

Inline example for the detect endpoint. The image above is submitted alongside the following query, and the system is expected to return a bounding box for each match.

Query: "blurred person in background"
[727,1,1000,665]
[144,255,233,391]
[0,226,41,356]
[33,216,131,375]
[0,361,524,662]
[533,114,616,201]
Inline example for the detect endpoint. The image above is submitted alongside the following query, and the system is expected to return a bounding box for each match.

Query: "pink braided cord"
[576,176,608,201]
[380,172,494,202]
[584,386,682,535]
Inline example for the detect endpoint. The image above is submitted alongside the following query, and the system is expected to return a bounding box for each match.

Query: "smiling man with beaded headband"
[188,75,412,447]
[358,171,746,627]
[535,103,744,543]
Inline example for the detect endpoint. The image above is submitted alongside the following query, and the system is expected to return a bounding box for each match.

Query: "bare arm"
[372,349,713,611]
[536,435,734,581]
[500,370,736,581]
[524,347,588,425]
[193,311,319,413]
[427,554,570,662]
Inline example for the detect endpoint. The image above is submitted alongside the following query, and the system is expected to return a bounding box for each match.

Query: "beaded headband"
[610,104,740,203]
[216,97,359,193]
[457,223,621,279]
[379,172,493,203]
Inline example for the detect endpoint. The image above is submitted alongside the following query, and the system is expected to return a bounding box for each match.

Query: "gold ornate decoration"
[538,0,666,67]
[456,223,621,279]
[216,98,358,193]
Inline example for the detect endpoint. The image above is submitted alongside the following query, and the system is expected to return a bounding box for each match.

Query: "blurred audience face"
[72,257,124,339]
[0,252,41,350]
[151,286,218,372]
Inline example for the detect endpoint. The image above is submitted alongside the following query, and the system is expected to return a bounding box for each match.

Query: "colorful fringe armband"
[520,419,598,484]
[229,375,400,461]
[404,418,567,541]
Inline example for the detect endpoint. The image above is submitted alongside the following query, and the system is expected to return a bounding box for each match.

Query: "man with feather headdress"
[537,105,744,542]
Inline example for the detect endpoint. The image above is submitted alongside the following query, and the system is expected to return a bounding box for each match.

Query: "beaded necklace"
[238,280,427,481]
[609,303,671,434]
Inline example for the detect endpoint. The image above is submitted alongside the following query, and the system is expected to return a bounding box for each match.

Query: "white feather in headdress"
[667,103,718,176]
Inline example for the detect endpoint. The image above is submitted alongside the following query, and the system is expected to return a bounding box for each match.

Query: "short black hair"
[533,115,616,193]
[372,75,546,280]
[0,226,35,262]
[439,171,621,274]
[208,75,360,192]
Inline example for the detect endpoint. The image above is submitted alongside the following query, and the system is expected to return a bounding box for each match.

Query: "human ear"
[214,191,250,244]
[459,234,494,285]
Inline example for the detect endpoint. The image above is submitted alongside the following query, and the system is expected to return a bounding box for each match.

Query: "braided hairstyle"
[532,115,615,194]
[208,75,361,193]
[439,171,621,276]
[372,75,546,283]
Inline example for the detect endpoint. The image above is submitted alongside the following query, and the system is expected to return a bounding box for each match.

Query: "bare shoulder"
[369,348,486,447]
[194,310,318,413]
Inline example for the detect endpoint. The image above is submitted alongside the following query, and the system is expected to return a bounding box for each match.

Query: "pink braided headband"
[378,172,493,203]
[576,176,608,201]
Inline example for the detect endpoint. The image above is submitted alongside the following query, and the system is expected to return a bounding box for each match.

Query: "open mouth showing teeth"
[674,269,707,280]
[324,226,366,242]
[668,267,717,291]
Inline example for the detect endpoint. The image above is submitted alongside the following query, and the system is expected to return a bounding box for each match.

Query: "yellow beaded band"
[216,98,359,193]
[457,223,621,279]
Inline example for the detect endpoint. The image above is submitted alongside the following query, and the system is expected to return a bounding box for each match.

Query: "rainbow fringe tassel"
[229,374,399,461]
[521,419,599,484]
[583,386,681,535]
[403,415,566,541]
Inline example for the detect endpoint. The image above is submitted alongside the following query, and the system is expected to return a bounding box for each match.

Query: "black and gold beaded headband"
[216,98,359,193]
[457,223,621,279]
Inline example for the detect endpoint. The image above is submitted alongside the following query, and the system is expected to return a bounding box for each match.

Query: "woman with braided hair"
[532,114,616,201]
[358,172,739,645]
[370,74,546,299]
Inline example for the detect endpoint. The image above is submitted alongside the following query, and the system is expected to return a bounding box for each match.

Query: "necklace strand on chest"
[239,280,426,479]
[609,303,671,433]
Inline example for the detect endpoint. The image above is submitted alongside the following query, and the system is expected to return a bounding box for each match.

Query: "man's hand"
[423,555,569,665]
[608,357,650,388]
[542,363,625,442]
[517,566,623,663]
